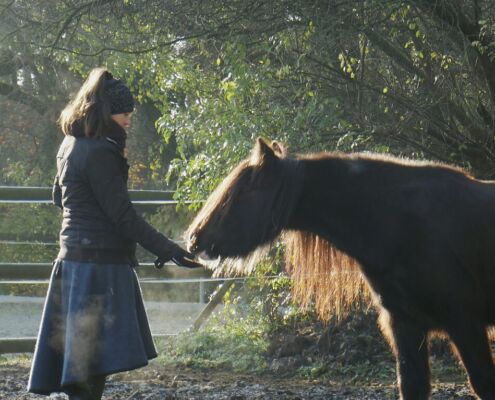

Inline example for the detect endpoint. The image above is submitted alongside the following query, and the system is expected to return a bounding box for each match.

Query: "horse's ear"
[271,141,286,157]
[250,137,278,166]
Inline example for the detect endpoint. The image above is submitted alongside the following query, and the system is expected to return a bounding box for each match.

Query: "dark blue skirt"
[28,259,157,395]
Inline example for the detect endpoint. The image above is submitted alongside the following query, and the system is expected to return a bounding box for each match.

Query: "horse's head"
[186,137,294,260]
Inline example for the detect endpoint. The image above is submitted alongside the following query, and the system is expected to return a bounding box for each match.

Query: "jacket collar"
[68,119,127,152]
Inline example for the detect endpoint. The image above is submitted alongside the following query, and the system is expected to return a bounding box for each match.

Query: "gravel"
[0,358,477,399]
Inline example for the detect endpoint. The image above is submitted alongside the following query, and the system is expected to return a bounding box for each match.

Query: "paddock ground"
[0,356,476,399]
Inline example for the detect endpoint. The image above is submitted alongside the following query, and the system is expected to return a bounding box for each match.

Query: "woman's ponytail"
[58,68,113,137]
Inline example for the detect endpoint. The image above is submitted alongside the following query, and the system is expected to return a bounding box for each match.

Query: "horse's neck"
[274,157,306,229]
[287,157,379,257]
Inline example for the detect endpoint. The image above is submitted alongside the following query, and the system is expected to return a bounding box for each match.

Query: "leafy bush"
[158,309,270,372]
[156,250,317,373]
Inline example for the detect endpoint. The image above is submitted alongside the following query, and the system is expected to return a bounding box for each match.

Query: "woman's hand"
[154,245,204,269]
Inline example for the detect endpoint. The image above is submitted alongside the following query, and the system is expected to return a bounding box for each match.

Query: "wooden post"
[191,280,235,331]
[0,337,36,354]
[199,278,206,303]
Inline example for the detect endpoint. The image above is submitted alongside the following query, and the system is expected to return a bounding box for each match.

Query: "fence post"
[192,280,235,331]
[199,278,206,303]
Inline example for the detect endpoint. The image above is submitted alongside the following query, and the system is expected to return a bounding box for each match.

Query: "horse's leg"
[448,323,495,399]
[381,313,430,400]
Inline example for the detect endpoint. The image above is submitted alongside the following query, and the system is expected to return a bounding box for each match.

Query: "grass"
[0,353,32,368]
[156,314,270,373]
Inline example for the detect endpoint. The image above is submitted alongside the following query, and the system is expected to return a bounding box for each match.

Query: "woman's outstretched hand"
[171,246,204,268]
[154,245,204,269]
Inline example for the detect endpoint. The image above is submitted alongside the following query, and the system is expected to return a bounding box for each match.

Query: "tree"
[0,1,175,186]
[2,0,495,192]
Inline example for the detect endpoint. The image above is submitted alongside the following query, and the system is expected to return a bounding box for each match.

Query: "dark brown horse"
[187,137,495,400]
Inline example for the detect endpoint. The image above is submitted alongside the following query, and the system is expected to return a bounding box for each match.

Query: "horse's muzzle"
[186,233,199,254]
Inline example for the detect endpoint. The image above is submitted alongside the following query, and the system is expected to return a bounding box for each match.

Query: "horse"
[186,137,495,400]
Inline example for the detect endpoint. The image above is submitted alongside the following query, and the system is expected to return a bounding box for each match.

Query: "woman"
[28,68,198,399]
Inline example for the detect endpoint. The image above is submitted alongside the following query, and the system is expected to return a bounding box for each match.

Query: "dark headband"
[104,73,134,115]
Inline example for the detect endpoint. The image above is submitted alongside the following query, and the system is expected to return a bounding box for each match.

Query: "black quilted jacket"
[52,124,179,266]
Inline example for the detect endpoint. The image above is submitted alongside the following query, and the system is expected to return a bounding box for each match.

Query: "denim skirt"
[28,259,157,395]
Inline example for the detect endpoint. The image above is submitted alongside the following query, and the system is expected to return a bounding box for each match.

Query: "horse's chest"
[362,265,436,321]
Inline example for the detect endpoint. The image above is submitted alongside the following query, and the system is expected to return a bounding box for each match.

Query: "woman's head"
[59,67,134,137]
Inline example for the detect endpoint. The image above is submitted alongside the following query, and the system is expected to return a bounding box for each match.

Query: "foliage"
[3,0,495,196]
[158,249,318,373]
[158,302,270,372]
[156,294,466,384]
[2,0,495,342]
[4,1,495,200]
[0,204,60,266]
[0,205,60,242]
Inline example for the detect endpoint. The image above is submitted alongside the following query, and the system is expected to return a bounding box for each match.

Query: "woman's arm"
[84,142,182,262]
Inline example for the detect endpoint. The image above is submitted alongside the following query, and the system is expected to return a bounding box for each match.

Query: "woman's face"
[111,112,133,130]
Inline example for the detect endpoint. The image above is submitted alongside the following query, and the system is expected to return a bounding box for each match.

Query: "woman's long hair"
[58,67,113,137]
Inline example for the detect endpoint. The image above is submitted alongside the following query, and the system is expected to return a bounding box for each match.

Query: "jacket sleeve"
[52,174,63,210]
[84,143,180,260]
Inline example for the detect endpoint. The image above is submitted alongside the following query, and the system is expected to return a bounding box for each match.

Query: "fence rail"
[0,185,177,204]
[0,186,231,354]
[0,262,207,280]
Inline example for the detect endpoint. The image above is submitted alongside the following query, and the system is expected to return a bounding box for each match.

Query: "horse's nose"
[188,242,198,253]
[187,233,199,253]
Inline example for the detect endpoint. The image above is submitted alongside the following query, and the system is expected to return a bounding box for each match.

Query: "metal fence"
[0,186,230,354]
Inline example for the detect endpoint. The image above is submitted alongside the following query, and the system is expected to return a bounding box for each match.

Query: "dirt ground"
[0,357,477,399]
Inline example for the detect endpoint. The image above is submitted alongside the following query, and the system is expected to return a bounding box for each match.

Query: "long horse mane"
[284,230,370,321]
[282,151,473,320]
